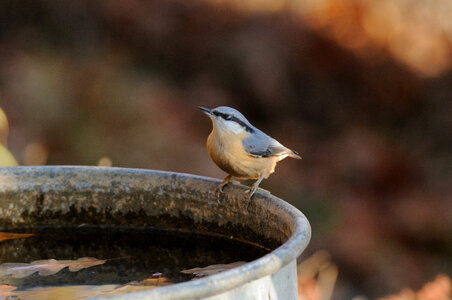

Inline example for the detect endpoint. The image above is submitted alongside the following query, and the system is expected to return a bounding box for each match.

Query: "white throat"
[215,119,245,135]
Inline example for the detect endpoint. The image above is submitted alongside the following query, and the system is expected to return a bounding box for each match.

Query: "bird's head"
[199,106,254,135]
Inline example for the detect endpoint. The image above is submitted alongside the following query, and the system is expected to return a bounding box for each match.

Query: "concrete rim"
[0,166,311,300]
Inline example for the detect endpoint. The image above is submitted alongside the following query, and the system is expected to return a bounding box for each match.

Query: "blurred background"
[0,0,451,299]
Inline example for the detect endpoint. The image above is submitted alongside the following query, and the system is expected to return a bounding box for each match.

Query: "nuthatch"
[200,106,301,200]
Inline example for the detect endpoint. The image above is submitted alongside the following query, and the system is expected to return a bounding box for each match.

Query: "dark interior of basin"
[0,226,269,290]
[0,167,297,295]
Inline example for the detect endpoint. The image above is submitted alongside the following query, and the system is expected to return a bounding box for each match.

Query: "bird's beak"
[199,106,214,117]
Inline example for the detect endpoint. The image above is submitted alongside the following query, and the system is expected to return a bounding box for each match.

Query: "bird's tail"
[289,149,302,159]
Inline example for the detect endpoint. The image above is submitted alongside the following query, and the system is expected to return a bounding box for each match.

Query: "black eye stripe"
[212,111,254,133]
[216,112,229,119]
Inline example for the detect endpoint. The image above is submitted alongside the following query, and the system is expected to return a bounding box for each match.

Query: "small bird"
[200,106,301,200]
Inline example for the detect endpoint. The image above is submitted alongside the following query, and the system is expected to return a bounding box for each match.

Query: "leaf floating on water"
[0,284,17,297]
[117,273,173,289]
[105,284,159,296]
[10,284,158,300]
[181,261,247,277]
[135,276,172,287]
[0,257,106,278]
[0,232,34,242]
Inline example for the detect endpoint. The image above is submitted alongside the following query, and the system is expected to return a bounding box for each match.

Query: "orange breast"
[206,128,277,179]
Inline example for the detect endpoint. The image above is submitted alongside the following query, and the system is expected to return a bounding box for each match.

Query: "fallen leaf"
[0,284,17,297]
[0,232,34,242]
[0,257,106,278]
[134,277,172,287]
[181,261,246,277]
[116,272,173,289]
[105,285,159,296]
[10,284,158,300]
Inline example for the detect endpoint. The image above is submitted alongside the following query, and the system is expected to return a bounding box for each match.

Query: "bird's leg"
[245,173,266,200]
[216,175,233,194]
[214,175,233,204]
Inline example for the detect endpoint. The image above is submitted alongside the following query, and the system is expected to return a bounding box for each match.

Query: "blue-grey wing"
[242,130,290,158]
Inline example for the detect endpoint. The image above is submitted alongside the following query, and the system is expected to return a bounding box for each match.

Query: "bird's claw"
[245,192,253,209]
[215,184,226,196]
[245,188,255,201]
[214,184,228,205]
[245,187,270,208]
[213,190,222,205]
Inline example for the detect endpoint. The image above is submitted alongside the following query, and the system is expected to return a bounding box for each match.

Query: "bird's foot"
[215,181,230,194]
[214,175,234,204]
[244,189,254,209]
[245,187,269,209]
[214,189,223,205]
[244,187,256,200]
[215,185,225,194]
[214,183,228,205]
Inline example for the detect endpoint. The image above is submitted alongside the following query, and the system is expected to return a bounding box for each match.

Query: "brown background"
[1,1,451,298]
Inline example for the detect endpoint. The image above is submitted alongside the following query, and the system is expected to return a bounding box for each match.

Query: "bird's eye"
[225,115,232,120]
